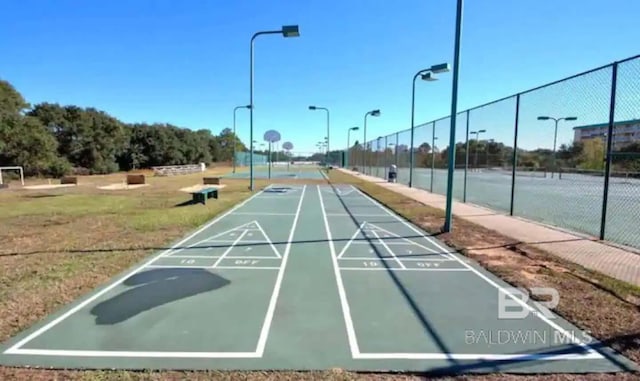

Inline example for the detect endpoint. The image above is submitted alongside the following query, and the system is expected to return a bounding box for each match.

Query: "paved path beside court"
[339,169,640,287]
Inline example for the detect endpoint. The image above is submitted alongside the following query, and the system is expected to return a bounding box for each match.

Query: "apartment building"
[573,119,640,148]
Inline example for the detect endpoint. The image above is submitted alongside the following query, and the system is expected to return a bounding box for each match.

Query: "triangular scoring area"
[206,220,282,259]
[323,186,355,197]
[170,221,281,258]
[338,222,446,260]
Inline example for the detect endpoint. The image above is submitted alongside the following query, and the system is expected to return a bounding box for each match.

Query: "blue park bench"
[191,187,219,205]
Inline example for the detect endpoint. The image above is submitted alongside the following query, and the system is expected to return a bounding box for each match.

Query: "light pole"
[409,63,450,187]
[443,0,464,233]
[347,126,359,168]
[249,25,300,191]
[537,116,577,178]
[309,106,330,164]
[233,105,250,173]
[470,129,486,170]
[363,109,381,173]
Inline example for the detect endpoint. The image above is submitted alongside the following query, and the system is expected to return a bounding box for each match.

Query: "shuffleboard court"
[0,183,635,374]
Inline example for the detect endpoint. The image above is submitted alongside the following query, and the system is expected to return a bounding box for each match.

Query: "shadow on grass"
[90,268,230,325]
[174,199,198,207]
[21,194,64,199]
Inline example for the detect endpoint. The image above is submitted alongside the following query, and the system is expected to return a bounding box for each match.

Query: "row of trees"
[0,80,246,176]
[346,136,640,173]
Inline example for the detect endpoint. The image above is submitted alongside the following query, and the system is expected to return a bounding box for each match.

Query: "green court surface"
[223,166,327,180]
[0,184,636,374]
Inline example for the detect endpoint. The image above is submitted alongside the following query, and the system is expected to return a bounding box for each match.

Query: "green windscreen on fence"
[234,151,268,166]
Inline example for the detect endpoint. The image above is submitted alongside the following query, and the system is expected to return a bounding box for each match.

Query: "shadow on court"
[325,182,462,368]
[90,268,230,325]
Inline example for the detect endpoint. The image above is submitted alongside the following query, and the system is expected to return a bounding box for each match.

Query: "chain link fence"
[343,54,640,251]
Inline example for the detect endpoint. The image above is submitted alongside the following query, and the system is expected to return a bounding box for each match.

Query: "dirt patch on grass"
[327,170,640,377]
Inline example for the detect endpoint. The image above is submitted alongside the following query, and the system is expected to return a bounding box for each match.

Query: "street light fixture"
[409,62,450,187]
[363,109,381,172]
[308,105,330,165]
[232,105,251,173]
[249,25,300,191]
[537,116,578,178]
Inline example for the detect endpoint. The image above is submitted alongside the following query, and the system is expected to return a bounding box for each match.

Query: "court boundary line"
[316,185,361,356]
[254,185,307,356]
[348,185,604,360]
[4,185,283,358]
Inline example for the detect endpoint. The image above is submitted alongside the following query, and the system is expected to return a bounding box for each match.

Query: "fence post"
[395,133,399,168]
[509,94,521,216]
[463,110,470,202]
[430,121,436,192]
[600,62,618,240]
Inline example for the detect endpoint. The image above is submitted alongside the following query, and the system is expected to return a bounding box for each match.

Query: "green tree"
[578,138,605,170]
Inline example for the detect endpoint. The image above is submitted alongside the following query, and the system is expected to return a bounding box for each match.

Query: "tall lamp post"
[469,129,486,170]
[249,25,300,191]
[363,109,381,173]
[309,106,330,164]
[233,105,250,173]
[409,63,450,187]
[347,126,359,168]
[537,116,577,178]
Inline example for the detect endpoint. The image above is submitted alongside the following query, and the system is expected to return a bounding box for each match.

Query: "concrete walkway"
[339,168,640,287]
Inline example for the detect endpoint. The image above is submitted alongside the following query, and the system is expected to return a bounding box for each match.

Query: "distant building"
[573,119,640,148]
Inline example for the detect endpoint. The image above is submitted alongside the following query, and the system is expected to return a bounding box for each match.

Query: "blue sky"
[1,0,639,154]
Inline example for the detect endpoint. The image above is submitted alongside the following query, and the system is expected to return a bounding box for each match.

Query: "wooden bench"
[191,187,219,205]
[60,176,78,185]
[127,174,145,185]
[203,177,221,185]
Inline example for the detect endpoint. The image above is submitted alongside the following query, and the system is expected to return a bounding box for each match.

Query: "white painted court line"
[336,222,366,259]
[254,185,307,357]
[224,255,283,260]
[159,221,262,258]
[254,221,283,258]
[232,212,296,216]
[338,257,454,262]
[210,230,248,268]
[4,186,272,357]
[317,185,361,357]
[326,213,390,217]
[364,222,446,258]
[350,185,603,360]
[353,352,604,361]
[340,267,471,272]
[162,255,221,259]
[371,230,406,269]
[349,241,435,246]
[216,266,281,270]
[4,349,262,358]
[146,265,213,269]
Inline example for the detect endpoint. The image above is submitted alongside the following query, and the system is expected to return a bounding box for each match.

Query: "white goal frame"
[0,166,24,186]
